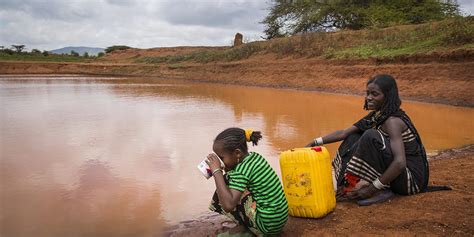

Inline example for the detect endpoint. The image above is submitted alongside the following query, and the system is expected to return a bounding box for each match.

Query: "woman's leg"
[343,129,420,196]
[344,129,393,186]
[389,163,422,195]
[333,132,362,190]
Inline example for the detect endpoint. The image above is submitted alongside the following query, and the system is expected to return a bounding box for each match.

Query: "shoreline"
[1,70,473,108]
[1,56,473,107]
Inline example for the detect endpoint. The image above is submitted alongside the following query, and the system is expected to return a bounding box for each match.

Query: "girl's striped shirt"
[228,152,288,235]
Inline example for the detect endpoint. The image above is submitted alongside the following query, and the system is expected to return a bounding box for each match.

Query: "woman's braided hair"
[364,74,402,126]
[214,127,262,153]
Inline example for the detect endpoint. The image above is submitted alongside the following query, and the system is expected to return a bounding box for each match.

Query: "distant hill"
[50,46,104,56]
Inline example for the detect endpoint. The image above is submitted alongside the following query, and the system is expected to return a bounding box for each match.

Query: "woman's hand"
[206,153,222,171]
[346,183,378,200]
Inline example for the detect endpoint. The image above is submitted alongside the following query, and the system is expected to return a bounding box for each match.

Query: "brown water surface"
[1,75,473,236]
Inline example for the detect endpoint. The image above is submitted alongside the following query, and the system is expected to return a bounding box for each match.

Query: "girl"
[307,74,429,205]
[207,127,288,236]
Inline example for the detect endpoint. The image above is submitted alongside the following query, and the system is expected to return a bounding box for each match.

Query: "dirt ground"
[165,145,474,236]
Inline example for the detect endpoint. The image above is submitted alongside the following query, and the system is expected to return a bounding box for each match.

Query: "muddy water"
[1,75,473,236]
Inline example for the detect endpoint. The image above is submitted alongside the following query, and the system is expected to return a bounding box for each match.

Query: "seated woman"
[306,74,429,204]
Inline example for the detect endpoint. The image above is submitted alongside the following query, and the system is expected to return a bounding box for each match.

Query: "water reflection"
[1,75,473,236]
[1,158,164,237]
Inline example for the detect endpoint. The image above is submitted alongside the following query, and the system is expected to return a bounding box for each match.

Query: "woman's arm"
[306,125,360,147]
[207,154,242,212]
[378,117,407,185]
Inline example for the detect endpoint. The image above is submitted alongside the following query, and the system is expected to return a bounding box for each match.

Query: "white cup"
[197,153,225,179]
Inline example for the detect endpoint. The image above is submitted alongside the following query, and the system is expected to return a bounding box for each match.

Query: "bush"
[31,49,41,54]
[70,50,79,57]
[223,43,263,61]
[105,45,131,53]
[1,48,14,55]
[440,16,474,46]
[268,39,298,57]
[322,47,336,59]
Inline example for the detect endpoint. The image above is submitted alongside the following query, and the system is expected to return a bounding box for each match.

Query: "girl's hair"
[364,74,402,116]
[214,127,262,153]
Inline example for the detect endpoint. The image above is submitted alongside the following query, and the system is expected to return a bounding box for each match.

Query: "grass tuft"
[0,53,90,62]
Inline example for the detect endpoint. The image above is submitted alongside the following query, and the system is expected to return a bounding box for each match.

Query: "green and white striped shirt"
[228,152,288,235]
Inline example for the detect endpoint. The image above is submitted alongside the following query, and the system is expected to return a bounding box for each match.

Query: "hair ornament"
[244,129,253,142]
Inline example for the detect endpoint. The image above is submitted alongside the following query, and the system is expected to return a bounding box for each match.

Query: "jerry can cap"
[311,146,322,152]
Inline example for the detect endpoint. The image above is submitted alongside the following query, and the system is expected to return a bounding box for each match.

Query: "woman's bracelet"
[212,168,223,176]
[372,178,389,190]
[313,137,324,146]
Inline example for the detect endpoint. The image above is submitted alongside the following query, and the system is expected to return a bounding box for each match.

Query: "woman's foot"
[353,179,370,191]
[337,180,370,201]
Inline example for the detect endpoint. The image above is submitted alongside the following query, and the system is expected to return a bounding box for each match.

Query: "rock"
[234,33,243,47]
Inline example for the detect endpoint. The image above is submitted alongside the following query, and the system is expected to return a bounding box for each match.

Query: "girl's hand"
[206,153,222,171]
[346,183,378,199]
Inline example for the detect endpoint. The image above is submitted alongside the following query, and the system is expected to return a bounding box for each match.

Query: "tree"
[2,48,14,55]
[97,52,105,57]
[11,44,26,53]
[42,50,49,56]
[83,52,89,57]
[104,45,131,53]
[31,49,41,54]
[262,0,460,39]
[70,50,79,57]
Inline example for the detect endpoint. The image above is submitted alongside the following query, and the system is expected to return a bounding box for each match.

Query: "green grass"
[135,42,265,64]
[333,37,441,58]
[323,17,474,59]
[0,53,91,62]
[168,63,188,69]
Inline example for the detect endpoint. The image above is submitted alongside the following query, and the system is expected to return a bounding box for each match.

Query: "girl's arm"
[306,125,360,147]
[212,171,243,212]
[207,154,242,212]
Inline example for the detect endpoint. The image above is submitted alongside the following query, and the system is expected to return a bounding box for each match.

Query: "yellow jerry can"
[279,146,336,218]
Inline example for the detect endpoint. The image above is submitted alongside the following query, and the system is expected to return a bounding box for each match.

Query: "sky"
[1,0,473,51]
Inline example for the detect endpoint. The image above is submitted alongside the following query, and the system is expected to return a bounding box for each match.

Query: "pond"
[1,75,473,236]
